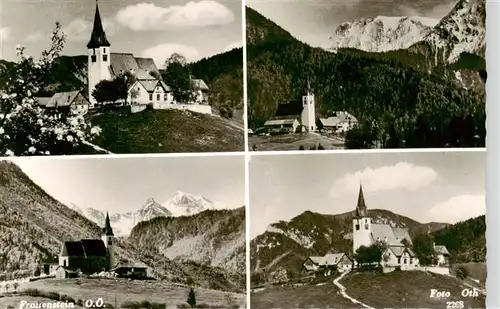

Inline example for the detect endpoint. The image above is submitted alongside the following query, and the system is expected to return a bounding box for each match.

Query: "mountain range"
[246,0,486,149]
[0,161,245,292]
[71,191,217,236]
[250,209,485,285]
[329,16,439,53]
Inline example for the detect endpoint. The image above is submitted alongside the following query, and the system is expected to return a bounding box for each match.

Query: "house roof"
[333,111,358,123]
[264,119,298,126]
[320,117,341,127]
[308,256,324,264]
[274,100,303,118]
[87,2,110,49]
[388,246,416,257]
[108,53,159,80]
[35,97,51,107]
[434,245,450,256]
[45,91,87,108]
[137,80,170,93]
[191,79,209,91]
[321,253,348,265]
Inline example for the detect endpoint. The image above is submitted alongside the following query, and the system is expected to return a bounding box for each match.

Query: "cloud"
[63,18,118,42]
[141,43,200,67]
[25,32,48,42]
[115,1,234,31]
[1,27,11,41]
[224,41,243,52]
[428,194,485,223]
[329,162,438,197]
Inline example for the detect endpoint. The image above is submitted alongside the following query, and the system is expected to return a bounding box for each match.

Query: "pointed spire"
[87,0,111,49]
[103,211,114,236]
[356,184,368,217]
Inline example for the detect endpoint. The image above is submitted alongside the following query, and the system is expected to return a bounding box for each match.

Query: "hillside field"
[12,278,245,308]
[342,270,485,309]
[88,108,245,153]
[251,270,485,309]
[249,133,344,151]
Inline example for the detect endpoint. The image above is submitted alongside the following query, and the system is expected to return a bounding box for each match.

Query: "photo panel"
[249,150,486,309]
[0,154,246,308]
[0,0,244,156]
[246,0,486,151]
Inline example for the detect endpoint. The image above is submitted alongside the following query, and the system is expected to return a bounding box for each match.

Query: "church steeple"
[87,0,111,49]
[103,212,114,236]
[355,184,368,217]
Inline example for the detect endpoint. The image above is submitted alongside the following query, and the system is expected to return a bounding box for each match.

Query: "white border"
[486,0,498,308]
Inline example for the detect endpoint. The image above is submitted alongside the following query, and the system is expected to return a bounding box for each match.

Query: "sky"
[9,154,245,213]
[249,150,486,239]
[0,0,243,66]
[247,0,457,47]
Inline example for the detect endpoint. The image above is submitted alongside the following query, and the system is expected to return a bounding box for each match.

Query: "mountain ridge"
[250,208,484,284]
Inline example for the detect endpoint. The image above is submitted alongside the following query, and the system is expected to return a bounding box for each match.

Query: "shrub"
[187,288,197,308]
[456,266,469,279]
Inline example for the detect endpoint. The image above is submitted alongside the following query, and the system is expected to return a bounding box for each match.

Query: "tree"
[355,244,383,266]
[13,282,18,293]
[187,287,196,308]
[162,53,193,103]
[413,233,437,266]
[0,22,101,156]
[34,266,41,277]
[317,143,325,150]
[92,72,136,106]
[299,145,305,150]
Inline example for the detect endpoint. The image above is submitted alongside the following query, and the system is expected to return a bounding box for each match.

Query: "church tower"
[87,0,111,106]
[301,80,316,132]
[352,184,372,254]
[101,212,116,270]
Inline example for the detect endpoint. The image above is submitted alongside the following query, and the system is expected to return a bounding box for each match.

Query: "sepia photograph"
[0,0,244,156]
[249,150,486,308]
[246,0,486,151]
[0,155,246,308]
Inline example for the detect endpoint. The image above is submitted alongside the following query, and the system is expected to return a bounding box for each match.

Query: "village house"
[303,253,353,275]
[319,111,358,133]
[433,243,450,266]
[35,90,90,115]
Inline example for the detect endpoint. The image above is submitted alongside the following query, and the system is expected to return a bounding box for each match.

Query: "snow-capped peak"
[329,15,439,53]
[137,197,172,221]
[164,191,215,217]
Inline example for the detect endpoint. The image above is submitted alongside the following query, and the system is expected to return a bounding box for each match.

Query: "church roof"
[274,100,303,118]
[393,227,412,245]
[355,185,368,217]
[80,239,108,257]
[264,119,298,126]
[60,239,107,257]
[87,2,111,49]
[103,212,114,236]
[108,53,160,80]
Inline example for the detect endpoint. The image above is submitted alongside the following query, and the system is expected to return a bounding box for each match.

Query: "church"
[86,1,209,109]
[352,185,420,270]
[56,212,117,278]
[264,85,316,134]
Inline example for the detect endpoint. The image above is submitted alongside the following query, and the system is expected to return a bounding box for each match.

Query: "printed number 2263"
[446,301,464,309]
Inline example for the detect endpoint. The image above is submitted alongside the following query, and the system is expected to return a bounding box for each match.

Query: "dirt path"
[333,271,375,309]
